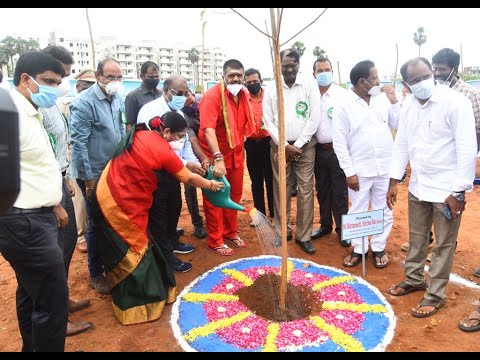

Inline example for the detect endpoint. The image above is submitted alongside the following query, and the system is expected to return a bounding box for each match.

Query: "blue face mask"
[316,72,333,87]
[27,75,63,108]
[168,89,187,111]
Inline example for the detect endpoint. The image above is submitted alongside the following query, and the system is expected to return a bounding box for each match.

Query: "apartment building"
[176,46,225,84]
[48,32,93,76]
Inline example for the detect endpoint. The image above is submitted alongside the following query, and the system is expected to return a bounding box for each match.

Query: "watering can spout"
[202,166,245,211]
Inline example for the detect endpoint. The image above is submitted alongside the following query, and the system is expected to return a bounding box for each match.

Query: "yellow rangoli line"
[181,293,239,303]
[261,323,280,352]
[221,269,254,286]
[184,311,252,342]
[310,316,366,352]
[322,301,387,314]
[312,275,355,291]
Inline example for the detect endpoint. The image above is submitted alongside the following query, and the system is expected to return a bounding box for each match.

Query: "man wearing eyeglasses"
[70,58,125,294]
[138,75,205,273]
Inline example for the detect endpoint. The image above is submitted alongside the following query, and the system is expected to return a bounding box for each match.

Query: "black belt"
[317,142,333,150]
[7,206,54,215]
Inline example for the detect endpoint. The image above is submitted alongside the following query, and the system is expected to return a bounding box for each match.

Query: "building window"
[70,43,73,47]
[72,69,76,74]
[59,38,64,42]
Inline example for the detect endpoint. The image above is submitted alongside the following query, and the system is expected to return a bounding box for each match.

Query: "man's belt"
[317,142,333,150]
[7,206,55,215]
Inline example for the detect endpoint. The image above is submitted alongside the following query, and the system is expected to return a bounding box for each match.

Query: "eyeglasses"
[102,75,124,82]
[170,88,189,97]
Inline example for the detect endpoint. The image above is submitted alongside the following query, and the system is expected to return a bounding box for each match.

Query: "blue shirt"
[70,84,125,181]
[175,133,200,165]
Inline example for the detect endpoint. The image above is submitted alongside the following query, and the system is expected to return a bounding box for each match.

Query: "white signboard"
[341,209,384,241]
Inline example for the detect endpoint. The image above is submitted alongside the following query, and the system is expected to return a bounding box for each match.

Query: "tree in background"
[313,46,327,59]
[0,36,40,76]
[413,26,427,57]
[292,41,306,57]
[187,48,200,89]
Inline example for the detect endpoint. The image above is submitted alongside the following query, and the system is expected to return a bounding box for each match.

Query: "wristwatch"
[452,191,465,202]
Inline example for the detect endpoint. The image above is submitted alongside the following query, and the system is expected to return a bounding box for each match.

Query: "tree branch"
[280,8,328,47]
[230,8,274,40]
[276,8,284,43]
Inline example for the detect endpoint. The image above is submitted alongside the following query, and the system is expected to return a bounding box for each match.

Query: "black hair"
[350,60,375,86]
[160,111,187,133]
[223,59,244,75]
[244,68,262,81]
[42,45,74,65]
[432,48,460,69]
[97,58,120,75]
[140,61,159,75]
[280,48,300,63]
[400,57,432,81]
[313,57,332,71]
[13,51,65,86]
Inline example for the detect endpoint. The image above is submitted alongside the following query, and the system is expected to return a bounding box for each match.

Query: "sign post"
[341,209,385,276]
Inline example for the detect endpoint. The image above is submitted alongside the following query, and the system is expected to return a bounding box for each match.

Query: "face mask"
[168,92,187,111]
[408,77,435,100]
[101,81,123,95]
[144,78,160,90]
[227,84,243,96]
[57,77,71,97]
[169,140,184,151]
[27,75,63,108]
[368,85,383,96]
[435,68,454,87]
[316,72,333,87]
[246,83,262,95]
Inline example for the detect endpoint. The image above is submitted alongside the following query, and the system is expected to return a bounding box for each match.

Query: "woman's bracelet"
[213,157,224,162]
[212,151,222,157]
[208,180,214,190]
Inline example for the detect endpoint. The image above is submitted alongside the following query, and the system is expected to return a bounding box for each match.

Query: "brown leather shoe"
[69,298,91,314]
[66,320,93,337]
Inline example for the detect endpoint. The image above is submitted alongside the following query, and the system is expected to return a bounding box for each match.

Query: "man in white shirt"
[310,57,349,246]
[263,48,321,254]
[0,51,68,351]
[386,57,477,318]
[333,60,400,269]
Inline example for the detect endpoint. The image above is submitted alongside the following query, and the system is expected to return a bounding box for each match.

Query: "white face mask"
[169,140,184,151]
[57,77,71,97]
[101,81,123,95]
[408,77,436,100]
[226,84,243,96]
[435,68,454,87]
[368,85,383,96]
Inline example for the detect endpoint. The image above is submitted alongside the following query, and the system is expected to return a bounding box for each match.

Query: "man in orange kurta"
[198,59,255,256]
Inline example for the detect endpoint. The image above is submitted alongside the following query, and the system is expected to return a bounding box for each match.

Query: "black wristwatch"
[452,191,465,202]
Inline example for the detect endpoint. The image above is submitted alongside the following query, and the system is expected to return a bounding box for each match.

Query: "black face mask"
[144,78,160,90]
[246,83,262,95]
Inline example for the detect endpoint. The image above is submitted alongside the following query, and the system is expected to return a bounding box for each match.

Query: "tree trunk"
[86,9,96,67]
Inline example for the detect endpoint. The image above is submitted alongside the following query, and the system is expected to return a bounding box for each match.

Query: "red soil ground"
[1,165,479,352]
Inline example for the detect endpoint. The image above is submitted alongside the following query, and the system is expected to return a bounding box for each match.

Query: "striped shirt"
[41,104,70,173]
[452,79,480,132]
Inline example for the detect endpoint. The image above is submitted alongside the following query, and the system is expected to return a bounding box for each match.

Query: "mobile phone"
[440,204,453,220]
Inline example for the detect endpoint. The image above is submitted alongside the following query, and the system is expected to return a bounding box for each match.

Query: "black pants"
[184,184,203,227]
[58,179,78,278]
[148,171,182,266]
[245,137,274,217]
[0,212,68,352]
[314,146,348,233]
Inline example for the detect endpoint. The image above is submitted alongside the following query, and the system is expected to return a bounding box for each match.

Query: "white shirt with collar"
[315,83,348,144]
[333,89,401,178]
[136,95,198,165]
[263,72,321,148]
[10,89,62,208]
[390,84,477,203]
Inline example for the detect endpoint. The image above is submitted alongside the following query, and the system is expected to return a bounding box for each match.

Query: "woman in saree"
[91,111,224,325]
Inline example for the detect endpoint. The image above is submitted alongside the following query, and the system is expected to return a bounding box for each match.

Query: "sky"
[1,8,479,82]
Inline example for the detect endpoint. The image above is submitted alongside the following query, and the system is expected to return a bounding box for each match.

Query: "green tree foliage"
[187,48,200,87]
[292,41,306,57]
[0,36,40,76]
[313,46,327,59]
[413,27,427,57]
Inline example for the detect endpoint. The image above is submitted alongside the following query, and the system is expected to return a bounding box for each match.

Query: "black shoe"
[287,234,292,241]
[173,242,194,254]
[291,188,298,197]
[193,225,207,239]
[295,240,315,254]
[340,238,351,247]
[311,227,332,240]
[171,260,192,273]
[176,227,184,236]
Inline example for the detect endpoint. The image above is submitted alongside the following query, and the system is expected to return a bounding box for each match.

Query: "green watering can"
[202,166,245,211]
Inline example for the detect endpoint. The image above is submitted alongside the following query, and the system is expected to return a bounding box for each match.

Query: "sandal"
[458,307,480,332]
[208,244,235,256]
[224,236,246,248]
[474,268,480,278]
[387,281,427,296]
[372,250,388,269]
[411,297,446,318]
[343,251,367,268]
